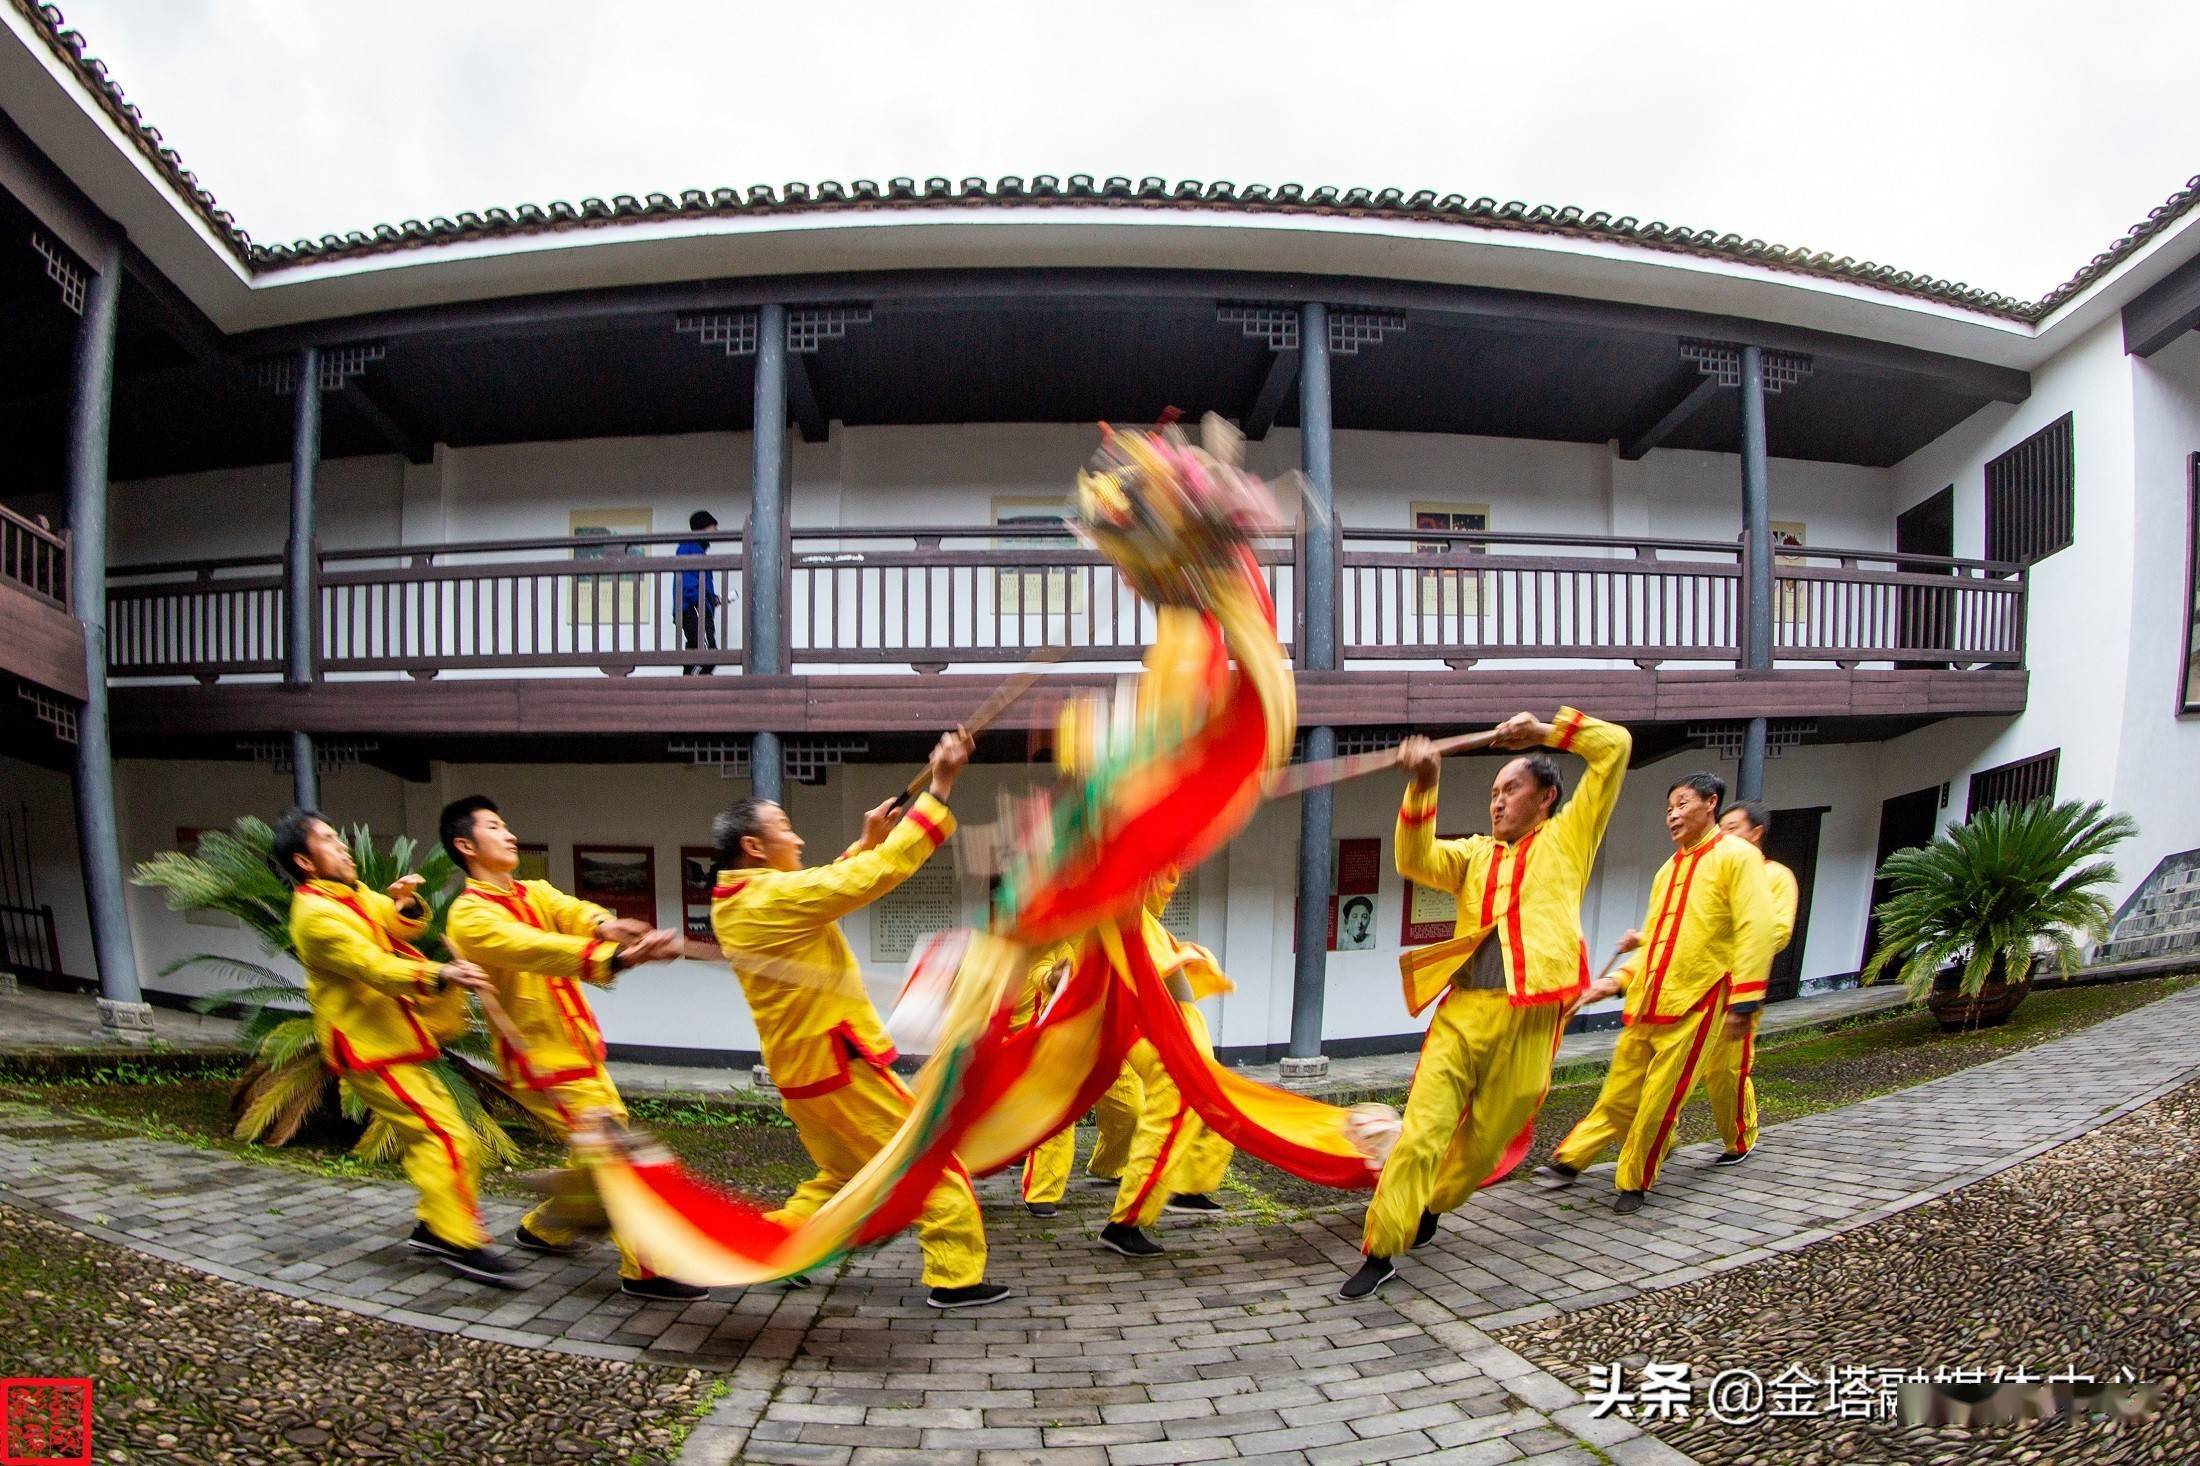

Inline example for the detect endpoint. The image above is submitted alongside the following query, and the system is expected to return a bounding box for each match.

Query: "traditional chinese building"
[4,5,2199,1068]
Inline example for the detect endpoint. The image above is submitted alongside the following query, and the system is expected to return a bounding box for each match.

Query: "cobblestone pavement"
[2,985,2194,1466]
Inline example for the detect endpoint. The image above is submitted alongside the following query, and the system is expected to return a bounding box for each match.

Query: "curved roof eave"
[9,0,2200,373]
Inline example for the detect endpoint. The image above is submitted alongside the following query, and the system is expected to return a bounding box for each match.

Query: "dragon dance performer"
[1098,867,1236,1258]
[1699,800,1798,1164]
[274,807,519,1286]
[1539,772,1774,1211]
[709,729,1012,1310]
[439,795,705,1299]
[1340,708,1631,1301]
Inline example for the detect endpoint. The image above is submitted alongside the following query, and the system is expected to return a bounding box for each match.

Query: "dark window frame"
[2180,452,2200,716]
[1967,749,2060,821]
[1984,413,2075,567]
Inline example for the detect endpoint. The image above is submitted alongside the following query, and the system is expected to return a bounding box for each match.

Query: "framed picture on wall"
[514,843,551,884]
[1293,836,1382,951]
[570,508,652,624]
[992,496,1082,616]
[572,844,657,927]
[1411,503,1489,621]
[680,845,719,943]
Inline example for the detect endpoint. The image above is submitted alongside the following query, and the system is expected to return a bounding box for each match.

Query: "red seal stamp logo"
[0,1380,92,1466]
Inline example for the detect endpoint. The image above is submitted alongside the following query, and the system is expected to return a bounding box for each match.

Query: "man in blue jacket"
[677,510,725,674]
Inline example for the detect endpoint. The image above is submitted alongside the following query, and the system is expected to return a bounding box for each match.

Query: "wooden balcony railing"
[1,504,68,610]
[104,523,2027,681]
[787,525,1298,666]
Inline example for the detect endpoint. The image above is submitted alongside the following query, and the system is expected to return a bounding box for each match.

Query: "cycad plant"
[133,817,530,1164]
[1863,797,2136,1002]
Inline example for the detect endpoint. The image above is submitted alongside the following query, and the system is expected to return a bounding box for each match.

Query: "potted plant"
[1863,798,2136,1030]
[133,817,530,1161]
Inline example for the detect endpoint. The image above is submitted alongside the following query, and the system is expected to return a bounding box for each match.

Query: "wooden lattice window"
[1967,749,2060,820]
[1985,414,2074,566]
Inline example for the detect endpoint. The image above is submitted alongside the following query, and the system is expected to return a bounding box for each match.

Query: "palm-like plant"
[133,818,531,1163]
[1863,797,2137,1002]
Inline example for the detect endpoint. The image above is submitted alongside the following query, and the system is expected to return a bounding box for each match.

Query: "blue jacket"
[676,538,718,611]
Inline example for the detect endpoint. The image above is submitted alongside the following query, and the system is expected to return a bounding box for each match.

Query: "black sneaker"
[513,1224,588,1255]
[1026,1202,1059,1218]
[407,1223,525,1287]
[1413,1210,1441,1250]
[1531,1163,1578,1189]
[1098,1222,1165,1258]
[1711,1148,1751,1167]
[927,1282,1012,1310]
[1613,1190,1647,1215]
[621,1275,710,1301]
[1164,1193,1224,1215]
[1338,1256,1397,1301]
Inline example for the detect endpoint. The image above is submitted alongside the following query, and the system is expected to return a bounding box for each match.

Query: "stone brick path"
[3,984,2196,1466]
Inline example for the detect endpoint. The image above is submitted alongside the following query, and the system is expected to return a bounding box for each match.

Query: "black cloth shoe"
[1026,1202,1060,1218]
[1164,1193,1224,1215]
[1613,1190,1647,1215]
[1098,1222,1165,1258]
[621,1275,710,1301]
[1413,1210,1441,1250]
[1711,1148,1751,1167]
[1338,1256,1397,1301]
[1531,1163,1578,1189]
[928,1282,1012,1310]
[407,1223,524,1287]
[513,1224,588,1255]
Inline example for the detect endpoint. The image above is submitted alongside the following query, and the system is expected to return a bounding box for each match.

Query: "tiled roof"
[16,0,2199,325]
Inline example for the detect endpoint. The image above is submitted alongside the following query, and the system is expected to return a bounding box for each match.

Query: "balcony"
[100,521,2029,742]
[0,502,84,704]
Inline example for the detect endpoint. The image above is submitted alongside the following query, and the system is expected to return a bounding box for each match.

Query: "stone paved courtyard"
[2,983,2196,1464]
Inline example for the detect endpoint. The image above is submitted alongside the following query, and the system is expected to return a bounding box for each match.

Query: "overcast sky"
[50,0,2200,300]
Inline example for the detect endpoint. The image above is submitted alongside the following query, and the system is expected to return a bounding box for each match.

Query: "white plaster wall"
[2113,329,2200,889]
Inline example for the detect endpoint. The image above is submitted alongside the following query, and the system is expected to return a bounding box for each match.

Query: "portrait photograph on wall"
[571,844,657,927]
[680,845,718,942]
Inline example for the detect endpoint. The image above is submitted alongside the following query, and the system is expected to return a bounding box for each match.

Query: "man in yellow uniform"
[1701,800,1799,1165]
[1341,706,1631,1301]
[438,795,705,1299]
[710,730,1010,1310]
[1099,867,1236,1259]
[1022,1060,1145,1210]
[274,807,519,1286]
[1014,939,1080,1217]
[1539,772,1775,1212]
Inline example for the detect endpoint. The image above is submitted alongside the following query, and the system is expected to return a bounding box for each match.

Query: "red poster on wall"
[1293,837,1383,952]
[1401,832,1469,944]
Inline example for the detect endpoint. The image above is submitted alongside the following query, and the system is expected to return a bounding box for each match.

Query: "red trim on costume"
[906,807,948,847]
[378,1064,479,1217]
[1398,802,1437,827]
[1502,830,1538,994]
[579,937,608,981]
[1554,709,1583,751]
[772,1023,903,1102]
[1641,984,1722,1189]
[711,881,748,900]
[303,885,443,1067]
[1641,834,1719,1017]
[1124,1106,1190,1222]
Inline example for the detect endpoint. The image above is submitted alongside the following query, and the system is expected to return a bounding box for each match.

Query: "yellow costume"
[1363,708,1631,1257]
[1014,940,1081,1207]
[1110,880,1237,1229]
[444,877,651,1277]
[1552,831,1777,1192]
[1700,860,1797,1157]
[289,878,483,1248]
[710,793,986,1288]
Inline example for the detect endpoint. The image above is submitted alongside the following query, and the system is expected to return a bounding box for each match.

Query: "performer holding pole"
[1537,772,1774,1212]
[274,808,520,1286]
[710,729,1012,1309]
[439,795,705,1298]
[1700,800,1797,1165]
[1341,707,1631,1301]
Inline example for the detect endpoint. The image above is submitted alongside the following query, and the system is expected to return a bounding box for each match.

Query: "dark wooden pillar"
[748,303,788,806]
[287,345,321,809]
[1738,343,1772,801]
[1287,302,1336,1076]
